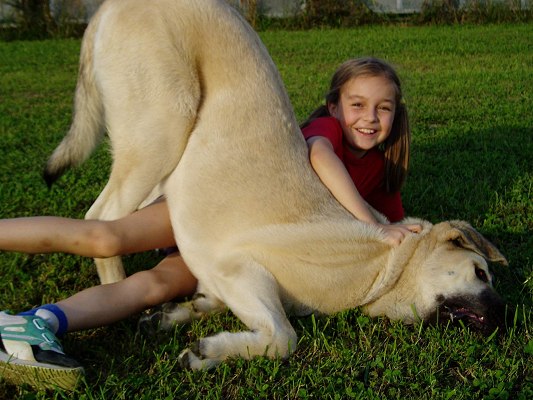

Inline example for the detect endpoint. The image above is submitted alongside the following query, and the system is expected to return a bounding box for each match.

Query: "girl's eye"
[352,103,363,109]
[378,105,392,112]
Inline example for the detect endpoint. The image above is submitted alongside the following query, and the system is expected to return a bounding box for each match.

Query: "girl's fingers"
[381,223,422,246]
[393,223,422,233]
[406,224,422,233]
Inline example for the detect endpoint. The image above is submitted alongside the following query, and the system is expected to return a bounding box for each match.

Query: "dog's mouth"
[428,289,507,335]
[438,305,487,328]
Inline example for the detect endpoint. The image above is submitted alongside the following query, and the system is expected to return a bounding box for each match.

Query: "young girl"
[0,57,419,390]
[301,57,420,245]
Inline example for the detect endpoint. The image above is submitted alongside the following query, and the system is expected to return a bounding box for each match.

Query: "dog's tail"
[43,19,105,188]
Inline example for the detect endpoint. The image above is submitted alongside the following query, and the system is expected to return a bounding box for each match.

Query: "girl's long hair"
[301,57,411,193]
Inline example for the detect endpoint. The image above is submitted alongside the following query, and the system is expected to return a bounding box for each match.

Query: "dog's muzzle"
[429,289,508,335]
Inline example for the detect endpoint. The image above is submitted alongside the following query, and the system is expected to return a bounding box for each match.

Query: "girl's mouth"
[356,128,377,135]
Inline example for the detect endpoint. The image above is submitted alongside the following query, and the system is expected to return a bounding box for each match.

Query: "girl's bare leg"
[56,252,197,332]
[0,200,175,257]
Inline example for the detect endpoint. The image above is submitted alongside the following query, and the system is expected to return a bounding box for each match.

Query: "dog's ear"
[441,221,508,266]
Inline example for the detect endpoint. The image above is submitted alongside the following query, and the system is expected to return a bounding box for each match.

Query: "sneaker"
[0,311,84,391]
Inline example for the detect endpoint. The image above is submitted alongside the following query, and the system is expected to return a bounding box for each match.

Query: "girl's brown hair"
[301,57,411,193]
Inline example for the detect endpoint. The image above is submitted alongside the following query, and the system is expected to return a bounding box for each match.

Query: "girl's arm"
[307,136,420,246]
[307,136,378,224]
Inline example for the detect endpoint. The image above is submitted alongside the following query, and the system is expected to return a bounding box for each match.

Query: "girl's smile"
[328,75,396,158]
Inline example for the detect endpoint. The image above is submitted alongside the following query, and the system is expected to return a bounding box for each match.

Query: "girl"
[0,57,419,390]
[301,57,420,246]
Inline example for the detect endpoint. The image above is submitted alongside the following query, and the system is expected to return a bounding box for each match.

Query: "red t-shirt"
[301,116,404,222]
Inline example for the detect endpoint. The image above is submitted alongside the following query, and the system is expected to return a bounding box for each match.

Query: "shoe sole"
[0,353,84,391]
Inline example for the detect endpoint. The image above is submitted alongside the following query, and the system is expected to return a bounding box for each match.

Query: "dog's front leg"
[138,286,226,333]
[178,260,297,370]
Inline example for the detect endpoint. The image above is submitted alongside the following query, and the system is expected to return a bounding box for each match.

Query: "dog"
[43,0,508,370]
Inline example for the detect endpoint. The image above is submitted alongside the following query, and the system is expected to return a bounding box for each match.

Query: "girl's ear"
[327,102,337,117]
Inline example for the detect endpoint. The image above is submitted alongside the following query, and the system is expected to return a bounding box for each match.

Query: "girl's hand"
[378,223,422,247]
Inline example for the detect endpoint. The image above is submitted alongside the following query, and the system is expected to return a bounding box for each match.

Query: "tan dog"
[44,0,508,369]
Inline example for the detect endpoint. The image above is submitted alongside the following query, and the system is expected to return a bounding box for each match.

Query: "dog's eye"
[475,266,488,283]
[451,238,465,250]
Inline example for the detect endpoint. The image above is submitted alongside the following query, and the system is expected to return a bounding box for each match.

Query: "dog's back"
[143,0,356,283]
[44,0,353,284]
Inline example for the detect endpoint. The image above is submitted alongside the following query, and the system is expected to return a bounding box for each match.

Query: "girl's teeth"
[358,129,375,134]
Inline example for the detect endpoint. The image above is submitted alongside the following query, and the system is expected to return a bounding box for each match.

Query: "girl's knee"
[86,221,125,258]
[133,270,174,307]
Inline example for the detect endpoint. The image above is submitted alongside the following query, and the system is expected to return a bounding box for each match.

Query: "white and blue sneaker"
[0,311,84,391]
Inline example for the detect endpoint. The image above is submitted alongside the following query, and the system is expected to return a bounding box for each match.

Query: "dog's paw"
[177,348,195,369]
[137,309,163,336]
[178,342,220,370]
[138,302,197,335]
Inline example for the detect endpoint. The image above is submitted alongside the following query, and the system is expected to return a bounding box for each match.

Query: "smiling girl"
[301,57,421,245]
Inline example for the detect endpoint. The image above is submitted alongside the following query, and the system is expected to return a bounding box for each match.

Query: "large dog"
[44,0,508,369]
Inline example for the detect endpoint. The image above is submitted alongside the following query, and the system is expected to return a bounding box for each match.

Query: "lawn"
[0,23,532,399]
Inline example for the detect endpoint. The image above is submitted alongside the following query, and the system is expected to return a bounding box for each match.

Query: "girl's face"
[328,75,396,158]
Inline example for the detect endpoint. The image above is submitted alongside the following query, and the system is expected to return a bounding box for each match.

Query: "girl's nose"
[363,108,378,122]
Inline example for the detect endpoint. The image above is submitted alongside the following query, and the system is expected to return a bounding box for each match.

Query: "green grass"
[0,24,532,399]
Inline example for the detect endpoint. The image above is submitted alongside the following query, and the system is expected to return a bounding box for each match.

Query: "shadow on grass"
[404,124,532,307]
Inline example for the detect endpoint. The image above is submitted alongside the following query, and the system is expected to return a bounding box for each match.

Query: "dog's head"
[364,220,508,335]
[418,220,508,335]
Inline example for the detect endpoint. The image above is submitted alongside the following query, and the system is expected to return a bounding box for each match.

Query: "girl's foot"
[0,311,84,391]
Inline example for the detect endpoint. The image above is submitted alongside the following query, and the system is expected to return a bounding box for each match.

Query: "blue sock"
[19,304,68,336]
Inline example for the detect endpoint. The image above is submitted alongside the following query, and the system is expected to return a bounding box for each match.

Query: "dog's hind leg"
[85,103,198,283]
[84,57,200,283]
[178,260,297,370]
[84,38,201,283]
